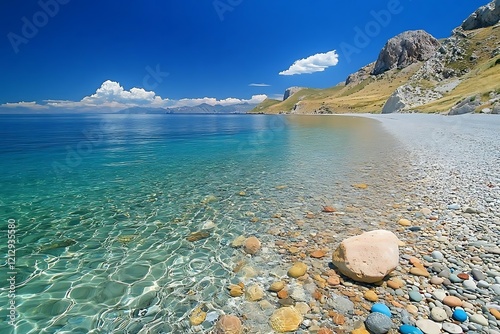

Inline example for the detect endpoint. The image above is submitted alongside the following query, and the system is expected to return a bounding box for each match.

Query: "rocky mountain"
[119,103,257,114]
[251,0,500,115]
[283,87,306,101]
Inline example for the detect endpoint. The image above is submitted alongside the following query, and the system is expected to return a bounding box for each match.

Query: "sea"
[0,113,405,333]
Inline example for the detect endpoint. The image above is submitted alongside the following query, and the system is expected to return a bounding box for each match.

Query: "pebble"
[478,280,490,288]
[399,218,412,226]
[407,305,419,315]
[471,269,486,281]
[490,308,500,320]
[430,307,448,322]
[409,289,423,302]
[416,319,442,334]
[371,303,392,318]
[288,262,307,278]
[431,251,444,260]
[469,313,489,326]
[443,296,463,307]
[439,268,451,278]
[364,290,379,302]
[290,286,306,302]
[447,204,460,210]
[449,274,462,283]
[400,324,424,334]
[410,267,430,277]
[452,309,468,322]
[365,312,393,334]
[387,278,404,289]
[463,279,477,290]
[269,281,285,292]
[432,289,447,301]
[430,277,444,285]
[442,322,463,334]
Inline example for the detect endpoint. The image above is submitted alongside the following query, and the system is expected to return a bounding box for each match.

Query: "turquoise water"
[0,114,400,333]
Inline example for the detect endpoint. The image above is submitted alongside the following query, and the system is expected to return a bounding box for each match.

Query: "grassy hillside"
[418,26,500,112]
[250,64,419,114]
[252,25,500,114]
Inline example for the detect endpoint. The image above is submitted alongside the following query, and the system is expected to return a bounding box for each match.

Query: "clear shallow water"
[0,114,400,333]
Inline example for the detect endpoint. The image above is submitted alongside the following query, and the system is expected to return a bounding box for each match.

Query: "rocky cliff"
[372,30,440,75]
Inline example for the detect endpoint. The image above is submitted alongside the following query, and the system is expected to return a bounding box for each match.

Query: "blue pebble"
[452,308,468,322]
[399,325,424,334]
[371,303,392,318]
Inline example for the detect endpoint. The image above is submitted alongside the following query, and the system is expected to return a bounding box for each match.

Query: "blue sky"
[0,0,488,111]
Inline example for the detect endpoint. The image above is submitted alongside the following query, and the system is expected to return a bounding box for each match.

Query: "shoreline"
[221,113,500,333]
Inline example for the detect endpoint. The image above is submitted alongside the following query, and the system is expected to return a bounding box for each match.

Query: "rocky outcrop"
[462,0,500,30]
[283,87,305,101]
[331,230,400,283]
[381,87,408,114]
[448,96,481,115]
[372,30,440,75]
[381,84,444,113]
[345,62,375,85]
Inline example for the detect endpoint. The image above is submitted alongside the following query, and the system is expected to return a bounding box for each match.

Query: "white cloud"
[279,50,339,75]
[1,101,49,109]
[1,80,268,111]
[249,83,271,87]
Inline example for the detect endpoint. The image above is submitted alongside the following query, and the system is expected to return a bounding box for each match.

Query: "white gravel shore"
[365,113,500,216]
[365,113,500,333]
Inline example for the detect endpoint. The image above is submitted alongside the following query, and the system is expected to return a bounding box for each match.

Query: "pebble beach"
[206,114,500,334]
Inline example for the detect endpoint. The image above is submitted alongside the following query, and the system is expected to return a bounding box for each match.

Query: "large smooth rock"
[331,230,400,283]
[372,30,440,75]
